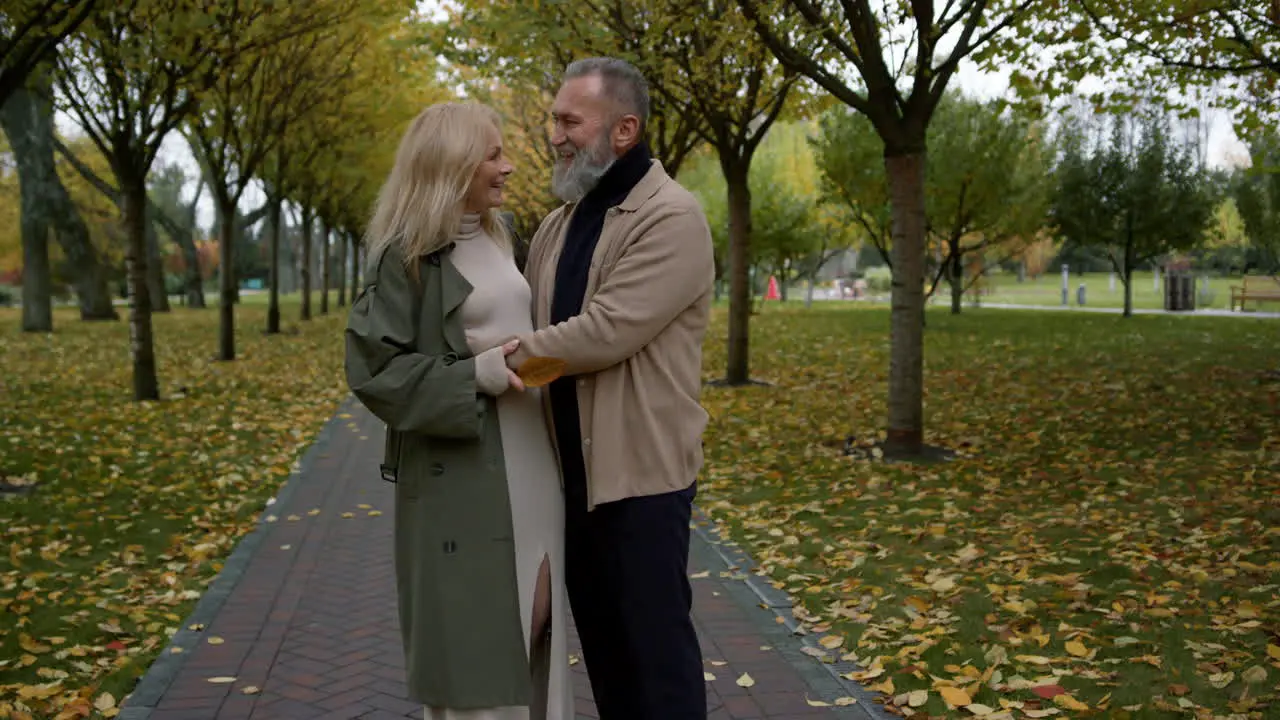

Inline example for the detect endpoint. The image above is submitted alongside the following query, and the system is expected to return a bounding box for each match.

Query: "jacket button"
[443,540,457,553]
[429,463,444,476]
[582,438,591,447]
[443,353,459,365]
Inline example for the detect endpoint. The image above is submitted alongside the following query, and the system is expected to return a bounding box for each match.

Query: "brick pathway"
[120,400,885,720]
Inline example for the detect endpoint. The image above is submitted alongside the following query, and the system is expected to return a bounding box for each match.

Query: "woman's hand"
[501,339,525,392]
[476,339,525,395]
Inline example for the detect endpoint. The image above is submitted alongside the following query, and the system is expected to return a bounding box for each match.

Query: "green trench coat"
[343,243,531,708]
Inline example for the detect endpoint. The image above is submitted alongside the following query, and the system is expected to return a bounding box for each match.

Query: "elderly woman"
[344,101,569,720]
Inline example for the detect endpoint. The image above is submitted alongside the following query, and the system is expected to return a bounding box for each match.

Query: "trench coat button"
[582,438,591,447]
[443,352,459,365]
[429,462,445,476]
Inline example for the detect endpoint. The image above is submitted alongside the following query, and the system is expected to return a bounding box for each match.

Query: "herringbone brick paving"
[127,402,869,719]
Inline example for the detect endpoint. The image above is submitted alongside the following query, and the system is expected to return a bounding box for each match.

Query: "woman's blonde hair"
[364,102,510,278]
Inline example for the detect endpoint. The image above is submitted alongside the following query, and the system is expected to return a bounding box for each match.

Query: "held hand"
[507,368,526,392]
[502,340,525,391]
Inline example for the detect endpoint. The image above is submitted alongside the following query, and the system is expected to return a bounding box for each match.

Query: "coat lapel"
[438,253,473,355]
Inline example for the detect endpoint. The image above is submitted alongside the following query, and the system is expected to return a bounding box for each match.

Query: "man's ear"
[613,114,641,150]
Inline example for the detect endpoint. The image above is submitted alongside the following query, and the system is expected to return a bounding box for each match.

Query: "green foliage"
[684,121,851,283]
[810,108,893,263]
[812,92,1055,288]
[1052,110,1218,286]
[1233,130,1280,271]
[1034,0,1280,131]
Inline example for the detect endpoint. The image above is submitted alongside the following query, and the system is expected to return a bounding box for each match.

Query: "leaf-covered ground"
[698,306,1279,719]
[0,304,348,718]
[3,302,1277,719]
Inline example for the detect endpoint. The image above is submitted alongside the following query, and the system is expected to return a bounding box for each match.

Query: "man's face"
[549,74,619,202]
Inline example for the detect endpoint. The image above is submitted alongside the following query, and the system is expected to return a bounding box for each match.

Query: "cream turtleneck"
[457,212,484,241]
[450,210,526,397]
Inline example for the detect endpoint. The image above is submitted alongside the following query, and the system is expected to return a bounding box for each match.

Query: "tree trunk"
[349,231,360,295]
[145,208,170,312]
[172,224,205,308]
[300,209,312,321]
[122,180,160,400]
[320,221,330,315]
[805,276,815,308]
[1123,267,1134,318]
[884,152,927,456]
[337,227,348,307]
[2,79,120,325]
[949,249,964,315]
[267,194,282,334]
[17,196,53,332]
[217,196,236,360]
[3,85,54,331]
[724,159,752,385]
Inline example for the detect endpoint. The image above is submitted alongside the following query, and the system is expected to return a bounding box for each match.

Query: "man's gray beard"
[551,137,617,203]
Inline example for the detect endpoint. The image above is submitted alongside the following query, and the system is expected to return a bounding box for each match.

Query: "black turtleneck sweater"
[550,142,653,506]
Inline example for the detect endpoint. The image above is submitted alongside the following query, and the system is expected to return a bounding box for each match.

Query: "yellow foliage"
[0,133,122,278]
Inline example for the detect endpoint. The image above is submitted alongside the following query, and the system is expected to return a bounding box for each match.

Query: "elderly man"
[505,57,714,719]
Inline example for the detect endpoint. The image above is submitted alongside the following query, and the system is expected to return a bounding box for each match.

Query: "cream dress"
[424,214,571,720]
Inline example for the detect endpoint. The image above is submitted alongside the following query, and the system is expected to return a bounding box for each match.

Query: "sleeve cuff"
[474,346,510,396]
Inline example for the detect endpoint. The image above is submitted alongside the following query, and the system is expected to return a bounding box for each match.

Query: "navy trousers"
[563,481,706,720]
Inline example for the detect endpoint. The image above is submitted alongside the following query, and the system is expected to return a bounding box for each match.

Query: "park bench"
[1230,275,1280,312]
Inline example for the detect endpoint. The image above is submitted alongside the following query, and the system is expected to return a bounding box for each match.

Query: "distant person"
[344,101,571,720]
[503,57,716,720]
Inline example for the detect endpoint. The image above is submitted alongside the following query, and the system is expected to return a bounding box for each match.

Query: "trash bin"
[1164,273,1196,311]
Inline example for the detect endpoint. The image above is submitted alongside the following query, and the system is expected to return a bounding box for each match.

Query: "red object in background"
[765,275,780,300]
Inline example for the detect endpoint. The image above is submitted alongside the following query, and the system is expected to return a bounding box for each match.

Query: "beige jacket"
[508,159,715,510]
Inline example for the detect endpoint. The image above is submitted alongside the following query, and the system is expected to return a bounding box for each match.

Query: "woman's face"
[464,126,514,212]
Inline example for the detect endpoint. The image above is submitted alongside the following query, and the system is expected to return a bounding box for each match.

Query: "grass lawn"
[697,305,1279,718]
[0,302,349,718]
[1,299,1277,719]
[977,273,1249,311]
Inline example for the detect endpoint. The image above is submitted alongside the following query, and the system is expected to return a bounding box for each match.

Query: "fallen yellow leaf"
[940,686,972,707]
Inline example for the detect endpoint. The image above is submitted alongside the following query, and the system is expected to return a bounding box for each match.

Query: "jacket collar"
[617,160,671,212]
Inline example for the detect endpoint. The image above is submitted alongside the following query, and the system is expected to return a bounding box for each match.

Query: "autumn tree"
[2,68,118,329]
[186,1,367,361]
[53,0,227,399]
[924,96,1053,313]
[737,0,1047,455]
[0,0,96,107]
[813,93,1052,314]
[1059,1,1278,124]
[685,120,852,305]
[1052,110,1216,317]
[271,7,436,329]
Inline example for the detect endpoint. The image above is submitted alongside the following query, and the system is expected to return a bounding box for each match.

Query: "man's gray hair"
[563,57,650,133]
